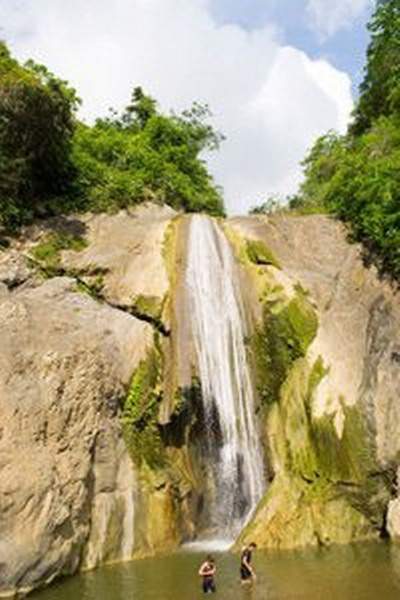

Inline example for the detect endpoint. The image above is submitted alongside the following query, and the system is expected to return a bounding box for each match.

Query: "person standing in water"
[199,555,217,594]
[240,542,257,586]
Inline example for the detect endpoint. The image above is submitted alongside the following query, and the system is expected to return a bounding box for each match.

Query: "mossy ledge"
[251,290,318,406]
[246,239,281,269]
[31,231,88,274]
[130,294,169,336]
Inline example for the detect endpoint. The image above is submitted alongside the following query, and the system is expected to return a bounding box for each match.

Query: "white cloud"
[307,0,371,39]
[0,0,353,214]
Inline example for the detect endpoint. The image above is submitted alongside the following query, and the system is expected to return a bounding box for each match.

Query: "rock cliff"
[227,214,400,549]
[0,206,399,596]
[0,204,176,596]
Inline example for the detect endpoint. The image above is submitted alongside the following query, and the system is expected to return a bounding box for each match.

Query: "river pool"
[32,541,400,599]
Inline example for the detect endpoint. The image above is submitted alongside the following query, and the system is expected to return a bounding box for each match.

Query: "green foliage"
[72,88,225,216]
[295,1,400,280]
[246,239,281,269]
[351,0,400,135]
[0,42,80,229]
[249,196,282,215]
[249,194,305,216]
[298,118,400,278]
[252,292,318,405]
[122,86,157,129]
[31,232,87,271]
[0,45,225,230]
[122,349,165,469]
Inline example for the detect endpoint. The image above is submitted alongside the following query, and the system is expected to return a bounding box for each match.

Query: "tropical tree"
[0,42,80,227]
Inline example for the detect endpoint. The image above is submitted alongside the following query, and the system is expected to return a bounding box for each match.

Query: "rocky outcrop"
[0,204,180,597]
[0,277,152,596]
[1,207,399,596]
[228,214,400,549]
[60,203,174,315]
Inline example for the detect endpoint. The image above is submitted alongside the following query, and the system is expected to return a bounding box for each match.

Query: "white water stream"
[186,215,265,541]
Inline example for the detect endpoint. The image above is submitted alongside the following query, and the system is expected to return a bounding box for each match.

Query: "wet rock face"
[1,207,399,596]
[228,214,400,549]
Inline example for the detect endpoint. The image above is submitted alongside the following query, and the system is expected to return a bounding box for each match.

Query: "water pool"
[32,541,400,599]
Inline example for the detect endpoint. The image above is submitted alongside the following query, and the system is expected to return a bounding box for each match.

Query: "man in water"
[240,542,257,586]
[198,555,217,594]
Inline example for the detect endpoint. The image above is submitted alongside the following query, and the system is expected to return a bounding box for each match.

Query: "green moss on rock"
[32,232,87,272]
[246,239,281,269]
[252,292,319,405]
[240,350,389,549]
[307,356,328,398]
[238,237,392,548]
[75,273,105,299]
[237,473,376,550]
[122,348,165,469]
[131,294,164,320]
[278,356,376,488]
[162,217,180,288]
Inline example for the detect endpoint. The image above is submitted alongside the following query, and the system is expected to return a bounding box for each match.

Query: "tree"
[0,44,225,228]
[122,86,157,129]
[351,0,400,135]
[293,1,400,279]
[249,196,282,215]
[0,42,80,228]
[73,87,225,216]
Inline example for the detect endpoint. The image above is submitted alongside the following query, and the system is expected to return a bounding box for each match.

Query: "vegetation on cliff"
[246,239,281,269]
[0,42,79,229]
[252,290,318,406]
[122,347,165,469]
[73,90,224,217]
[292,0,400,279]
[0,43,225,231]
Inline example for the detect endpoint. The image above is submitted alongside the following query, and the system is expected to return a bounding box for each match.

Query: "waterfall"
[186,215,265,540]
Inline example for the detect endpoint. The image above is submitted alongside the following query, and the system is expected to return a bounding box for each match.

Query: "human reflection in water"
[241,583,255,599]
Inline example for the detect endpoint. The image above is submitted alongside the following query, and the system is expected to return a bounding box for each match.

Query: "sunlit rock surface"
[1,207,399,597]
[0,204,175,597]
[228,214,400,548]
[61,203,175,311]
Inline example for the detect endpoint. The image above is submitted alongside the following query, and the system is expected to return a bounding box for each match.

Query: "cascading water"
[186,215,265,541]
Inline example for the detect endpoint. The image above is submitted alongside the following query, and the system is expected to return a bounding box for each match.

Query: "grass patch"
[31,231,87,272]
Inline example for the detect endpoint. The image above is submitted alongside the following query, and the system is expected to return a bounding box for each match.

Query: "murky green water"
[33,542,400,600]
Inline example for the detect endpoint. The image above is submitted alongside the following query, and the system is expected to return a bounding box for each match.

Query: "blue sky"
[210,0,372,91]
[0,0,375,213]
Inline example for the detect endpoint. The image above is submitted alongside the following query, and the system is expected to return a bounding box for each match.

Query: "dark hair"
[206,555,215,563]
[249,542,257,549]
